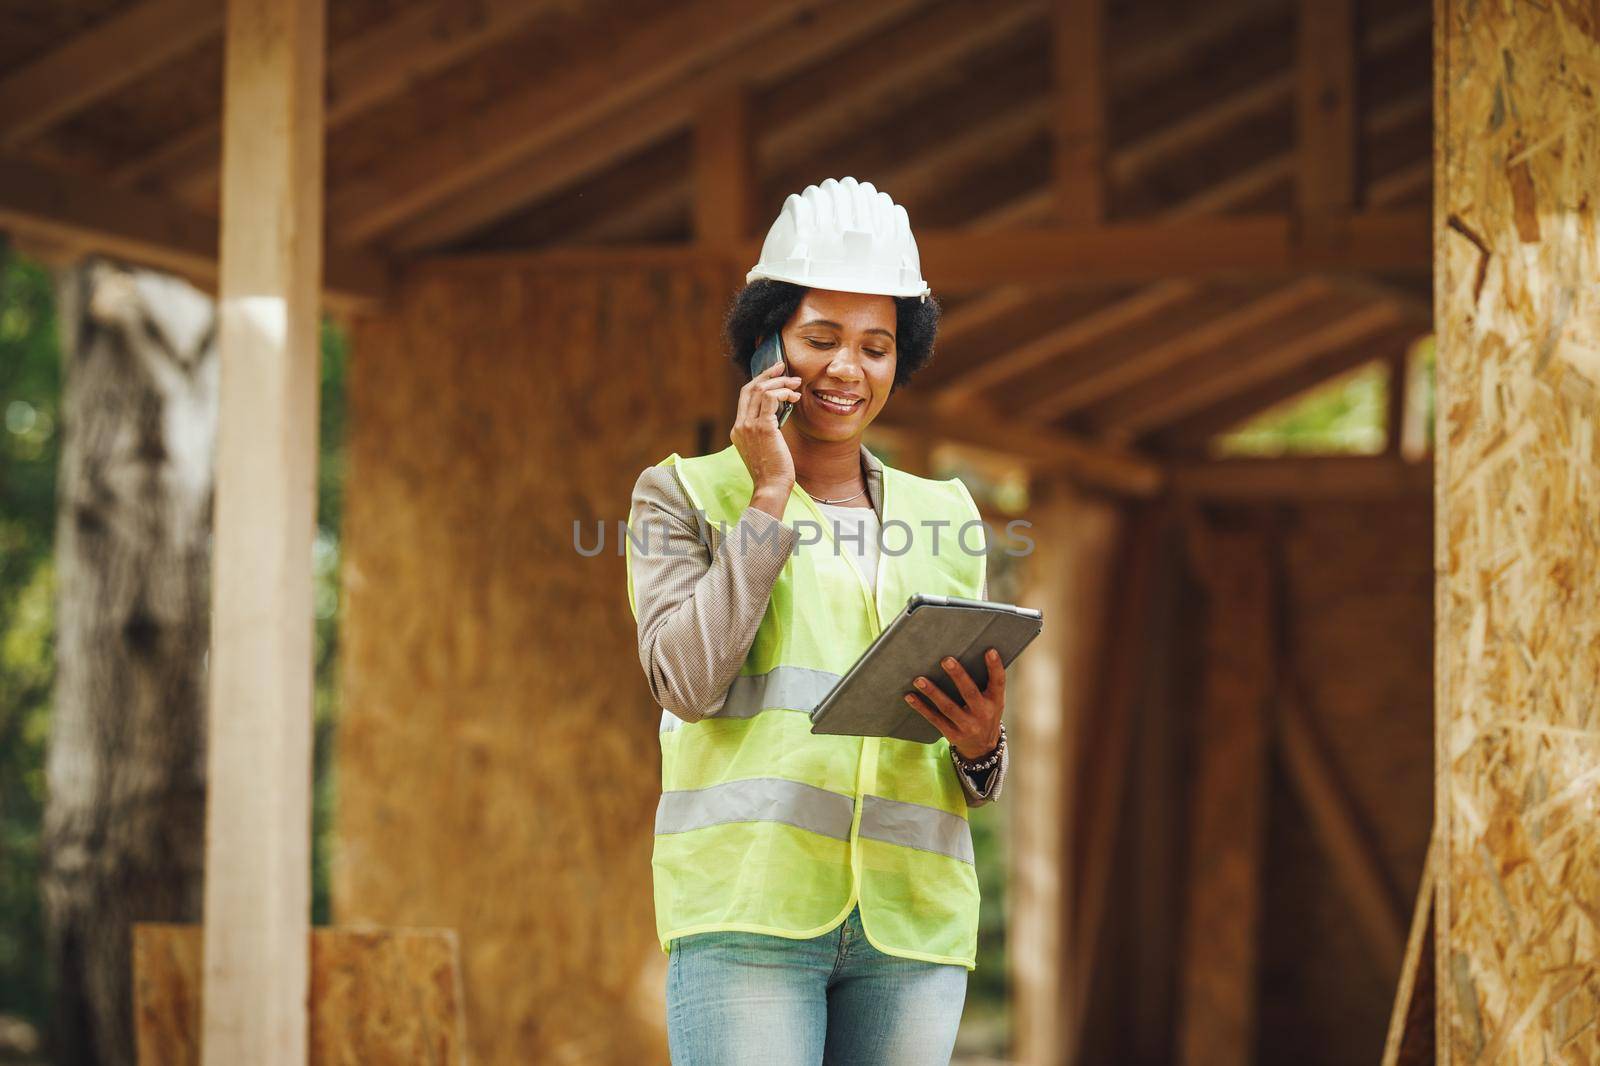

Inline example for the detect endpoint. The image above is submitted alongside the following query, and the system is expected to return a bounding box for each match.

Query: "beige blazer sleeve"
[626,463,1005,807]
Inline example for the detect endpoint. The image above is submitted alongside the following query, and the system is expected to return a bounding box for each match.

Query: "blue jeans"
[665,903,968,1065]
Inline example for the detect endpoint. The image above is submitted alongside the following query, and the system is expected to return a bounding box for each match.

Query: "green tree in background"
[0,245,349,1043]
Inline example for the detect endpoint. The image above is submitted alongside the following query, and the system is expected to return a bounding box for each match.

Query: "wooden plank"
[0,0,221,148]
[1169,456,1431,501]
[1011,476,1123,1066]
[1053,0,1106,224]
[1381,836,1438,1066]
[1296,0,1359,214]
[1175,513,1273,1066]
[329,0,818,243]
[0,153,387,311]
[133,924,469,1065]
[385,0,925,253]
[201,0,324,1060]
[898,212,1429,291]
[1277,681,1407,975]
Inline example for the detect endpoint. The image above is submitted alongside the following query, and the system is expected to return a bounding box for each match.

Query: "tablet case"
[809,594,1044,744]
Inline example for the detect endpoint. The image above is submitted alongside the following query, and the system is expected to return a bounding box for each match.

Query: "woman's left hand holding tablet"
[904,650,1005,761]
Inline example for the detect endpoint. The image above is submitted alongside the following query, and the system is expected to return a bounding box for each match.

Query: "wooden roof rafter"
[385,0,934,251]
[328,0,832,245]
[116,0,567,198]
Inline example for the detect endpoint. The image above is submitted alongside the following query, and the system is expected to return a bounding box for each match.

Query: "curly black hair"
[722,280,940,393]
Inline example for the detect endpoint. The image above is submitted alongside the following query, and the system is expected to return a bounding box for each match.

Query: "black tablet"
[809,594,1044,744]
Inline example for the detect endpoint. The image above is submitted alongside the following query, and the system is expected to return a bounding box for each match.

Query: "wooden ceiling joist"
[902,210,1426,291]
[118,0,562,198]
[1020,278,1334,423]
[330,0,821,244]
[1169,455,1431,500]
[1091,299,1407,437]
[1160,324,1420,449]
[565,0,1046,249]
[0,154,386,310]
[0,0,221,150]
[1296,0,1359,213]
[388,0,932,253]
[1054,0,1107,224]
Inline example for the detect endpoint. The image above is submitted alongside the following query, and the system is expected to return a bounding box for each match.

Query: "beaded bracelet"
[952,722,1006,774]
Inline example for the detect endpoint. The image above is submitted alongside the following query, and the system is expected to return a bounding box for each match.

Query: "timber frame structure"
[4,1,1596,1064]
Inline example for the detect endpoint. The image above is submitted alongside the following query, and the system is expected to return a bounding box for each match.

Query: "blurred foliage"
[0,247,349,1037]
[0,249,60,1029]
[1215,336,1436,457]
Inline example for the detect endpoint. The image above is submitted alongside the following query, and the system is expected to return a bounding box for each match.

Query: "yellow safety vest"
[624,443,989,968]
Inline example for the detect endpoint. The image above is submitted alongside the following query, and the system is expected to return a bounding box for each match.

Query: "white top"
[815,500,881,593]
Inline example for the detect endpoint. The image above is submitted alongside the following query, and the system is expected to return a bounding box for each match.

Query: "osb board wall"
[1256,498,1434,1066]
[335,258,736,1065]
[131,924,467,1065]
[1436,1,1600,1062]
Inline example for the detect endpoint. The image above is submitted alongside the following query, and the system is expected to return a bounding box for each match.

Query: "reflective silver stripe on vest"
[656,777,855,842]
[719,665,843,719]
[858,794,975,864]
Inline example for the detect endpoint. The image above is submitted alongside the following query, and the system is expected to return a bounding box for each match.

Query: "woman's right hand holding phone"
[733,360,801,519]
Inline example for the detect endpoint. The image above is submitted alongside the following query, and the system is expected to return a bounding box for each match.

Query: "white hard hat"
[746,176,931,301]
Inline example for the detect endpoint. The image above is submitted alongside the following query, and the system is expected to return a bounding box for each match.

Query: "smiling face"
[776,288,898,441]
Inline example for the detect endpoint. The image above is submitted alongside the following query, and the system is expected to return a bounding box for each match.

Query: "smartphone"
[749,332,794,427]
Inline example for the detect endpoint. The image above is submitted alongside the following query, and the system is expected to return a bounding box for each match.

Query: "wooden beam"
[203,0,324,1060]
[117,0,560,197]
[1053,0,1107,224]
[1277,683,1407,974]
[1176,513,1273,1066]
[571,0,1045,248]
[1381,835,1437,1066]
[1296,0,1360,214]
[385,0,925,253]
[0,153,386,312]
[898,212,1428,291]
[1092,299,1406,437]
[0,0,221,148]
[1169,456,1432,501]
[875,391,1163,497]
[1023,279,1334,422]
[1159,325,1419,448]
[1011,477,1123,1066]
[329,0,818,244]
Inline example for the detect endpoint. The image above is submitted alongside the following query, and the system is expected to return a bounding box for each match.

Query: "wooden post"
[1296,0,1358,214]
[1175,510,1272,1066]
[1011,475,1121,1066]
[693,80,752,447]
[202,0,325,1062]
[1053,0,1106,225]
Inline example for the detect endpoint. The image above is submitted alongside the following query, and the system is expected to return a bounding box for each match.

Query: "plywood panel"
[1435,1,1600,1061]
[335,258,736,1065]
[132,924,467,1065]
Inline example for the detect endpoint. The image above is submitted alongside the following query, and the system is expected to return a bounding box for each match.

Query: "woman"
[625,177,1008,1065]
